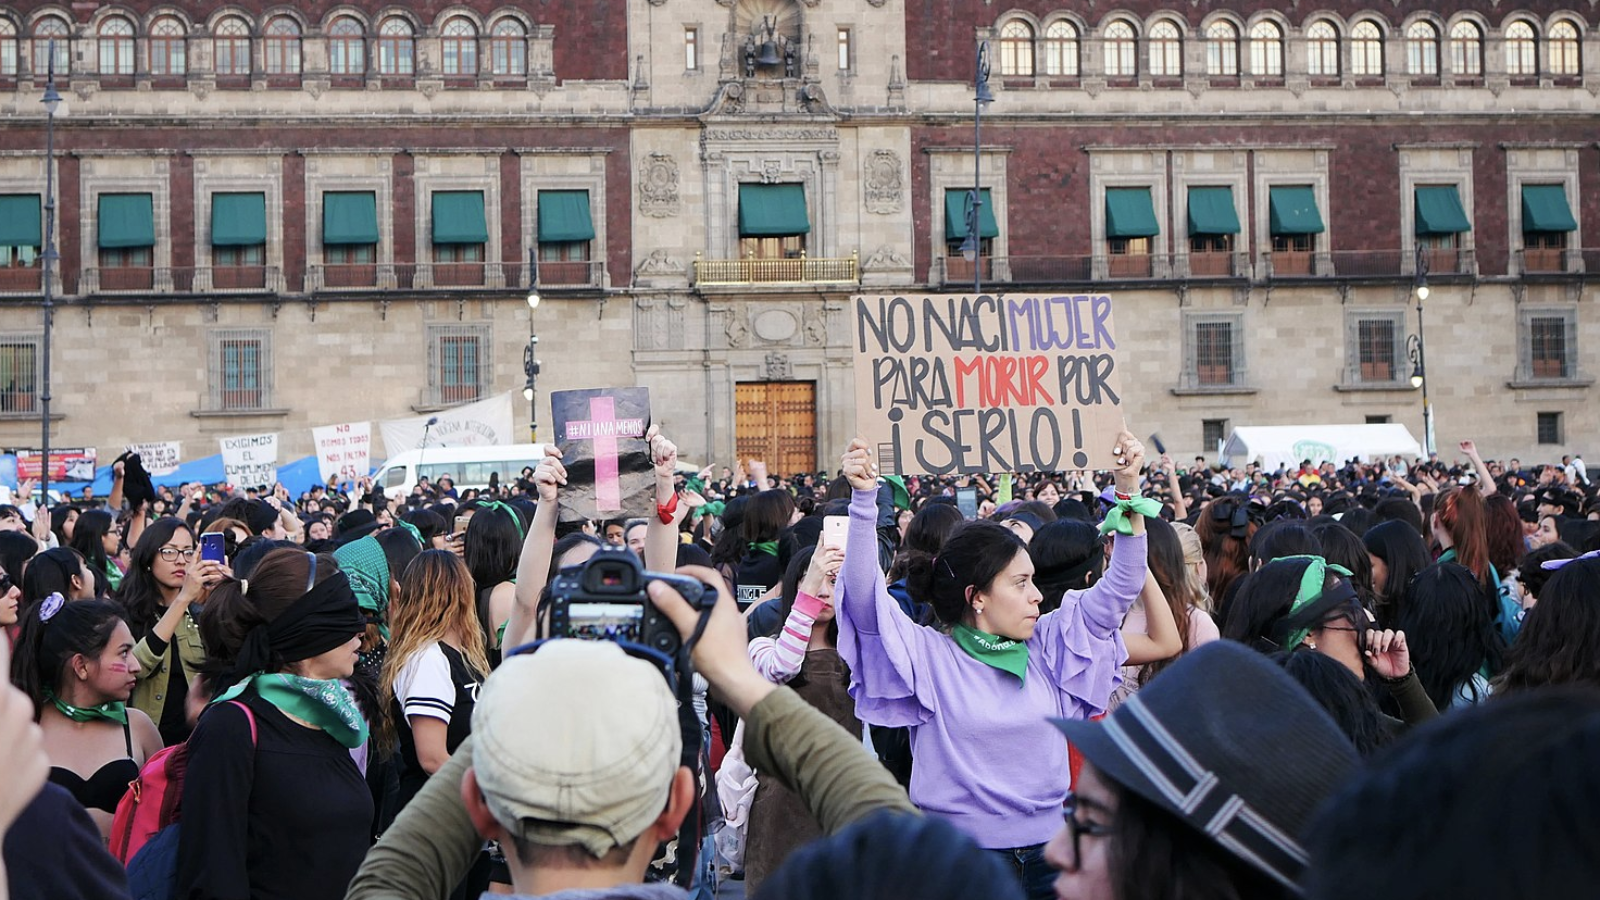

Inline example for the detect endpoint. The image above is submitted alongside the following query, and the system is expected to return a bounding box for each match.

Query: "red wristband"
[1114,490,1135,501]
[656,492,680,525]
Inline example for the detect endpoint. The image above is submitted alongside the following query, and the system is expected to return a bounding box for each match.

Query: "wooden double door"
[735,381,817,476]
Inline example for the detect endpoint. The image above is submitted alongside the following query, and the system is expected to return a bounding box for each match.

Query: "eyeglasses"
[0,572,11,593]
[158,547,198,562]
[1060,792,1114,870]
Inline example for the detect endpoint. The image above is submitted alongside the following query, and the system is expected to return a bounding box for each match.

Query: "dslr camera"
[548,548,719,657]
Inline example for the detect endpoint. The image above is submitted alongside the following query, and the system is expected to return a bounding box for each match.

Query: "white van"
[374,443,548,500]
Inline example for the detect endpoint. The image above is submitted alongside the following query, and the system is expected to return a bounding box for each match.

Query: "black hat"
[243,499,280,536]
[1053,641,1359,891]
[333,508,381,546]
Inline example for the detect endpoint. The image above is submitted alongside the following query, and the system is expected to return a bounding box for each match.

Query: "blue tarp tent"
[65,455,360,501]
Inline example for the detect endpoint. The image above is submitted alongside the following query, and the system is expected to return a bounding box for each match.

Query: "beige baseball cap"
[471,640,682,858]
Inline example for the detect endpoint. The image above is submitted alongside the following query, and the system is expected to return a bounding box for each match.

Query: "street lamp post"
[958,40,994,296]
[1410,243,1433,456]
[524,249,542,442]
[40,41,61,512]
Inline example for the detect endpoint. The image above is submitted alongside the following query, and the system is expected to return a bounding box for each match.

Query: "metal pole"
[40,41,59,514]
[1417,292,1432,456]
[972,41,989,297]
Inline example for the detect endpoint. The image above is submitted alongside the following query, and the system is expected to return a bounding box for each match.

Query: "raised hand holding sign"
[550,387,654,522]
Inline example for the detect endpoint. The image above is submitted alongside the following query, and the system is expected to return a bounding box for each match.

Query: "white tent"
[1220,424,1423,471]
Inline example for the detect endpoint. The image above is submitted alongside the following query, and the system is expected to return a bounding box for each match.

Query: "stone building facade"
[0,0,1594,474]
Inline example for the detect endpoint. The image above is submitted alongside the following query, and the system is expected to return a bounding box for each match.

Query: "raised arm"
[1120,570,1181,665]
[1459,441,1498,496]
[643,425,685,573]
[1161,455,1188,521]
[506,446,564,649]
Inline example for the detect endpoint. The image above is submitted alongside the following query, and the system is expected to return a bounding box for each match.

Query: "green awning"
[1521,184,1577,233]
[1268,186,1325,235]
[98,194,155,249]
[1187,187,1240,236]
[738,183,810,236]
[211,192,266,247]
[0,195,41,246]
[944,189,1000,240]
[432,191,488,244]
[1414,185,1471,236]
[537,190,595,243]
[323,191,379,245]
[1105,187,1160,238]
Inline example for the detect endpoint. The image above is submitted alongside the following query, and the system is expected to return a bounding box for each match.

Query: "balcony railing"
[305,261,607,292]
[694,252,858,286]
[0,267,42,295]
[1518,248,1584,275]
[81,266,282,295]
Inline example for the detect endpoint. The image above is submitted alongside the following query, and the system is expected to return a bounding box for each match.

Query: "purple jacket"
[837,489,1145,849]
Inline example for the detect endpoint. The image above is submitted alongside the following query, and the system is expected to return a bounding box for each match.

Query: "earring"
[975,604,985,614]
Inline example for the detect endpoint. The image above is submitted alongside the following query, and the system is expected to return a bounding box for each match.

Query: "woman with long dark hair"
[1362,520,1431,628]
[1131,516,1218,688]
[1398,562,1503,709]
[10,598,162,836]
[20,546,96,608]
[1271,648,1392,757]
[69,509,122,596]
[1495,554,1600,695]
[178,548,371,900]
[836,434,1150,899]
[733,489,798,607]
[1193,495,1256,608]
[1431,486,1520,642]
[462,502,527,659]
[115,517,227,744]
[886,503,963,624]
[49,504,80,549]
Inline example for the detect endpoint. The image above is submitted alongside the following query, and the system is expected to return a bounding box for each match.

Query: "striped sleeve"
[395,643,455,724]
[749,594,822,684]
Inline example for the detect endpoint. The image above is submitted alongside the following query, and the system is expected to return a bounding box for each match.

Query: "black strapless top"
[49,721,139,814]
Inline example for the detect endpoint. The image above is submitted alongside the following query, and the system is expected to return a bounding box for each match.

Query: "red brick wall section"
[500,151,522,273]
[282,152,306,292]
[392,151,415,266]
[41,1,628,83]
[58,154,80,296]
[911,119,1593,277]
[606,148,631,289]
[905,1,1597,81]
[171,153,194,272]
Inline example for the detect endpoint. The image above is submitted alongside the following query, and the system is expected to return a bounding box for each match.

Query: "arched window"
[1042,21,1078,75]
[377,18,414,76]
[998,20,1034,76]
[1249,21,1283,75]
[1149,21,1181,76]
[99,16,136,76]
[1103,21,1136,76]
[0,18,17,76]
[265,17,300,74]
[1505,21,1537,76]
[1448,21,1482,75]
[32,16,70,75]
[1307,21,1339,76]
[490,19,526,75]
[1406,21,1438,75]
[213,17,250,76]
[1549,21,1579,75]
[441,18,477,76]
[1351,21,1383,76]
[1206,21,1239,76]
[328,17,364,75]
[149,16,186,76]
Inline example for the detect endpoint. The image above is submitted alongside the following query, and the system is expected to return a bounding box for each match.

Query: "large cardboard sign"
[313,422,372,484]
[219,433,278,489]
[15,448,97,482]
[851,293,1125,475]
[550,387,653,522]
[125,442,181,477]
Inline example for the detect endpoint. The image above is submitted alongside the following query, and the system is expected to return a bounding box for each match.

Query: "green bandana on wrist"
[214,673,370,749]
[952,624,1030,684]
[44,688,128,725]
[1098,496,1163,535]
[750,540,780,557]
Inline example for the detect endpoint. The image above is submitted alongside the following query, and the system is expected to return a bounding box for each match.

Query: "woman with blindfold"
[178,548,373,900]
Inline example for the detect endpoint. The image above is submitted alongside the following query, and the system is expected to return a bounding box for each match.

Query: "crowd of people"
[0,427,1597,900]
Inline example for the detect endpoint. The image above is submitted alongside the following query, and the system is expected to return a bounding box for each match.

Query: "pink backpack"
[109,700,256,865]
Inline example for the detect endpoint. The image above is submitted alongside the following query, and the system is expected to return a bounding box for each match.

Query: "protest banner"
[550,387,653,522]
[15,448,98,482]
[851,293,1125,476]
[312,421,372,484]
[219,433,278,488]
[125,441,180,477]
[379,392,514,455]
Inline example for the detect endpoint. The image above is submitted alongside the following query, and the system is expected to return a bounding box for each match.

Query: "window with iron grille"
[208,329,272,411]
[428,325,491,406]
[1527,314,1573,380]
[0,336,40,414]
[1202,419,1228,452]
[1183,313,1245,389]
[1537,412,1562,445]
[1347,311,1406,384]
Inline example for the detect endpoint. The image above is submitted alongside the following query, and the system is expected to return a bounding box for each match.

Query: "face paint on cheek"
[109,662,130,674]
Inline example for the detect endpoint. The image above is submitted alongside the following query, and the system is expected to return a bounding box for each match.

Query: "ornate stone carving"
[763,352,792,380]
[726,310,751,348]
[862,245,911,270]
[635,249,685,276]
[638,152,680,218]
[864,150,903,214]
[759,159,784,183]
[702,128,840,143]
[803,308,828,346]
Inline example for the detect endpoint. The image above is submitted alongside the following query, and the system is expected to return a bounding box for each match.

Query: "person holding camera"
[835,433,1151,900]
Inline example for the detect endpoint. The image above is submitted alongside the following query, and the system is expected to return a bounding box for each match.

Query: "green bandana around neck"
[952,624,1030,684]
[750,540,780,557]
[44,688,128,725]
[214,673,370,749]
[1098,496,1164,535]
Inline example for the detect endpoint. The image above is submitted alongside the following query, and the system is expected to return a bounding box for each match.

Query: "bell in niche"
[755,38,782,67]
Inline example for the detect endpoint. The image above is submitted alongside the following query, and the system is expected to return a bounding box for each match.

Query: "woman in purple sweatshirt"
[836,434,1151,900]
